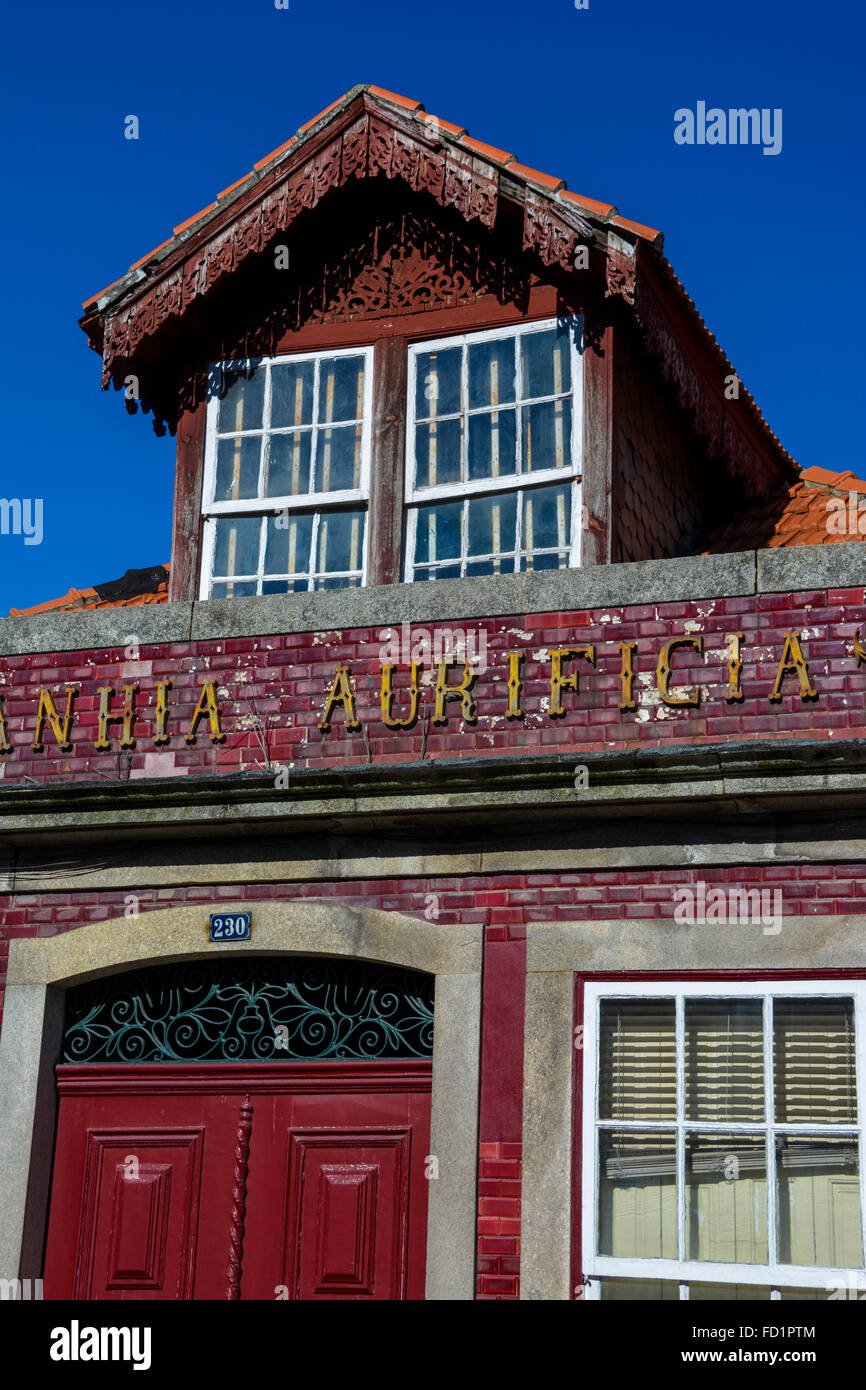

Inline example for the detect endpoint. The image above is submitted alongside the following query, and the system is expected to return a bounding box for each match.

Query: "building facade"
[0,86,864,1302]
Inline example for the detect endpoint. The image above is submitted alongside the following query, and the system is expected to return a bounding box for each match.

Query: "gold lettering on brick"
[319,666,360,732]
[657,635,703,707]
[506,652,524,719]
[0,695,11,753]
[618,641,637,712]
[724,632,745,703]
[432,660,477,725]
[95,684,139,750]
[549,647,596,718]
[153,679,172,745]
[380,663,420,730]
[768,632,817,703]
[32,688,77,752]
[184,679,227,742]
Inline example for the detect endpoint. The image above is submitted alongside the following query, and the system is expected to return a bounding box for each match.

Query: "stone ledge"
[1,544,861,657]
[0,740,862,840]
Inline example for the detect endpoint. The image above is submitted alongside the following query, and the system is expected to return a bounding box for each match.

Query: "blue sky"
[1,0,863,613]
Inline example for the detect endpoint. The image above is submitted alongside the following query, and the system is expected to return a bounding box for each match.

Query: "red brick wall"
[2,865,865,1299]
[0,586,862,781]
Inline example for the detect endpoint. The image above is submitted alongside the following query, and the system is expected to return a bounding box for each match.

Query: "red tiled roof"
[703,467,866,551]
[80,84,662,316]
[10,567,169,617]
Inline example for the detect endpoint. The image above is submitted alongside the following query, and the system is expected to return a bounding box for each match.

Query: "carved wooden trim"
[604,232,636,305]
[225,1094,252,1300]
[522,191,588,272]
[100,113,502,388]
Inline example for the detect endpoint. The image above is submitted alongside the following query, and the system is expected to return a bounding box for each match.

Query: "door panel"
[242,1084,431,1300]
[44,1082,241,1300]
[44,1063,431,1301]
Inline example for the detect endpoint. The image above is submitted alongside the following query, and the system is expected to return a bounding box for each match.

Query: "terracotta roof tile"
[703,467,866,552]
[10,566,170,617]
[296,95,350,135]
[612,213,662,244]
[368,86,423,112]
[172,203,218,236]
[217,173,256,201]
[416,111,467,139]
[128,238,173,272]
[559,190,616,219]
[458,135,515,166]
[253,136,297,172]
[507,162,565,192]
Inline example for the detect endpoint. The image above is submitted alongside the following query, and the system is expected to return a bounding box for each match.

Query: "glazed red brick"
[0,587,863,784]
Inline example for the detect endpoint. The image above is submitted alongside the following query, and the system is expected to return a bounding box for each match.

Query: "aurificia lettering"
[0,628,860,756]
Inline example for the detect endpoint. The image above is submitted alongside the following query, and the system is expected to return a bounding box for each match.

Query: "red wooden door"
[43,1062,431,1301]
[241,1064,431,1300]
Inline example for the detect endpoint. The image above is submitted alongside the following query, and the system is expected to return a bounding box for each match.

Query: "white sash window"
[200,348,373,596]
[404,317,583,581]
[582,981,866,1300]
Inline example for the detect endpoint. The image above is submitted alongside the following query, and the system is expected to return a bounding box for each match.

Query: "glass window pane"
[261,578,308,595]
[774,998,857,1124]
[415,347,462,419]
[263,513,313,577]
[776,1136,862,1268]
[777,1287,826,1300]
[270,361,314,428]
[519,325,571,400]
[599,1279,680,1300]
[599,999,676,1121]
[522,399,571,472]
[415,420,462,488]
[686,999,764,1122]
[210,580,257,599]
[315,425,362,493]
[522,483,570,556]
[467,492,517,565]
[520,550,568,573]
[215,436,261,501]
[318,355,365,424]
[468,338,515,409]
[598,1130,677,1258]
[213,517,261,578]
[264,433,312,498]
[467,409,517,481]
[412,564,461,583]
[316,510,365,575]
[686,1133,768,1265]
[413,502,462,566]
[689,1283,772,1300]
[315,574,362,591]
[217,365,265,432]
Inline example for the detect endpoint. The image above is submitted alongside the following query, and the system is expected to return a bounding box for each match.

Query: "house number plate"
[209,912,252,942]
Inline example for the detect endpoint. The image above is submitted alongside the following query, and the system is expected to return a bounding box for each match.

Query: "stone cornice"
[0,739,863,844]
[0,544,861,658]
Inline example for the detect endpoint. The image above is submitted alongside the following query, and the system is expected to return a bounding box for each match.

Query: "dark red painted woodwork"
[44,1061,431,1301]
[168,398,207,604]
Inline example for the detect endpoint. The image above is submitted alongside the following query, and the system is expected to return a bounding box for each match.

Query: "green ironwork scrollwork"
[62,958,434,1063]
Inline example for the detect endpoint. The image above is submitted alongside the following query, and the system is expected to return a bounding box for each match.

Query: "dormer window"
[200,347,373,596]
[404,318,582,581]
[199,322,583,598]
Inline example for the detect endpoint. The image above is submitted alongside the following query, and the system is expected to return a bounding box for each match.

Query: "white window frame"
[403,316,583,581]
[200,345,374,597]
[581,979,866,1300]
